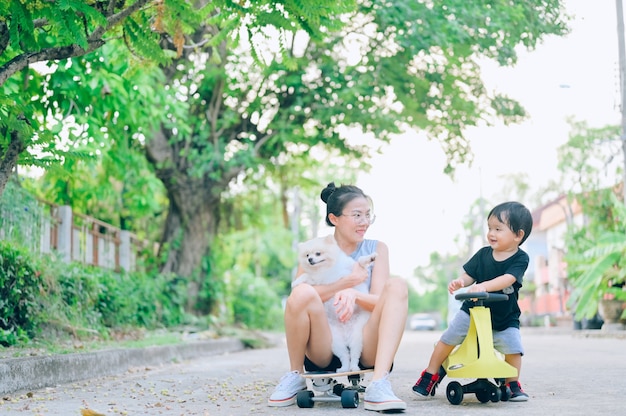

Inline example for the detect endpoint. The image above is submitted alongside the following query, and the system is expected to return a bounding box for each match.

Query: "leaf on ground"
[81,408,105,416]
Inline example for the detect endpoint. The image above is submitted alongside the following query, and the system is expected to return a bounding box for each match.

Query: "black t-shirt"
[460,246,529,331]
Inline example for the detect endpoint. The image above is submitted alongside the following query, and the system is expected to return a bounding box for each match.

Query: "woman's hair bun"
[320,182,336,204]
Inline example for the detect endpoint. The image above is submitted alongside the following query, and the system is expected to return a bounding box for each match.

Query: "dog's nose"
[308,258,315,265]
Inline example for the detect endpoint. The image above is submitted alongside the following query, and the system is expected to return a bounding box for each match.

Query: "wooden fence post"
[119,230,132,271]
[57,205,73,263]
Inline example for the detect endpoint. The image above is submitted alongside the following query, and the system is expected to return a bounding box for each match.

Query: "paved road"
[0,328,623,415]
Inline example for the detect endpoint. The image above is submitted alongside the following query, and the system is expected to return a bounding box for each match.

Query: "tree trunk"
[145,128,227,311]
[0,130,25,197]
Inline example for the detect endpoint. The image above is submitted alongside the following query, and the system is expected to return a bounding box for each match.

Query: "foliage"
[118,0,569,296]
[556,120,622,195]
[228,272,284,330]
[39,260,190,335]
[0,242,43,346]
[409,251,466,319]
[0,235,191,346]
[0,177,51,253]
[552,119,626,320]
[565,192,626,320]
[3,1,572,319]
[0,0,199,194]
[0,0,358,196]
[205,225,294,328]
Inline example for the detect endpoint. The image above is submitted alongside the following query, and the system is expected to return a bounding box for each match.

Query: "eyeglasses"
[341,212,376,225]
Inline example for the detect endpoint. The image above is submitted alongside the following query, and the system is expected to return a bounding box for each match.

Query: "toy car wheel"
[490,385,502,403]
[296,390,314,408]
[500,383,511,401]
[475,389,491,403]
[446,381,464,405]
[341,389,359,408]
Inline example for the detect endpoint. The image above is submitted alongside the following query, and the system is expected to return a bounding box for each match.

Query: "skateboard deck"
[302,368,373,379]
[297,369,373,408]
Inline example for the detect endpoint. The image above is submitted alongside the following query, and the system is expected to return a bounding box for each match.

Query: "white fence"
[1,198,148,272]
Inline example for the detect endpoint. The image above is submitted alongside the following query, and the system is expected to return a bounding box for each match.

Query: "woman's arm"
[353,241,389,312]
[293,259,370,303]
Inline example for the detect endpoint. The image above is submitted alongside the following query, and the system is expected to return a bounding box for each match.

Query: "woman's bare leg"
[360,278,408,380]
[284,284,334,372]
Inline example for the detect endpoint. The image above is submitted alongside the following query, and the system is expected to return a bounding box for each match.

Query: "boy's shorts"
[441,310,524,355]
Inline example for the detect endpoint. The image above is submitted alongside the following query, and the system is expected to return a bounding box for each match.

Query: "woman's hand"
[333,288,358,323]
[342,261,369,288]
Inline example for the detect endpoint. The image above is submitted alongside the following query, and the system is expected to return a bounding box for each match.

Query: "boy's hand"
[467,283,487,294]
[448,278,465,294]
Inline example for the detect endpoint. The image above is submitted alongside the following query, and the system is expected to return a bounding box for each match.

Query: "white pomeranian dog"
[292,234,377,372]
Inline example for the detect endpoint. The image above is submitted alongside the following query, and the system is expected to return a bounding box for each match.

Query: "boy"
[412,201,533,402]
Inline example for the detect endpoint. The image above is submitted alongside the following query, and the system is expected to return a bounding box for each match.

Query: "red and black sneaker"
[506,381,529,402]
[412,367,445,397]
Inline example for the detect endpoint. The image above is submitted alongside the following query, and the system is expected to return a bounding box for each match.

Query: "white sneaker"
[267,370,307,407]
[364,375,407,412]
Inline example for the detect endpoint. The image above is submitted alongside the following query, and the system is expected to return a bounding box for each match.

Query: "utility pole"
[616,0,626,203]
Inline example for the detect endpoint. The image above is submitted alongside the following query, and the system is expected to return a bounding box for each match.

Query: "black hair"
[320,182,370,227]
[488,201,533,245]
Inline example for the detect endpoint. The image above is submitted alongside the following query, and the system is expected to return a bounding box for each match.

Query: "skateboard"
[296,368,373,408]
[443,292,517,405]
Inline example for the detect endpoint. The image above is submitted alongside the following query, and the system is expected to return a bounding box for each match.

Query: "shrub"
[0,242,44,345]
[230,271,284,330]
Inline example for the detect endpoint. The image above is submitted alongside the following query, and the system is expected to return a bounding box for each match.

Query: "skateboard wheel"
[333,383,345,396]
[341,389,359,408]
[296,390,314,408]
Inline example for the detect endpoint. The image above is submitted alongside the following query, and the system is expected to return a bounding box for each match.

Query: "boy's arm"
[466,274,516,293]
[448,273,475,294]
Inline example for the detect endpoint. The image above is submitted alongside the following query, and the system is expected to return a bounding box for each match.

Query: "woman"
[268,182,408,412]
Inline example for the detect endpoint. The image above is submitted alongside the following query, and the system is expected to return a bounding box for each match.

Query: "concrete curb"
[0,337,245,396]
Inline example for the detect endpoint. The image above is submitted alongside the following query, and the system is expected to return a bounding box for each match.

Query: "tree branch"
[90,0,152,42]
[0,0,152,87]
[0,130,26,196]
[0,41,104,86]
[0,21,8,57]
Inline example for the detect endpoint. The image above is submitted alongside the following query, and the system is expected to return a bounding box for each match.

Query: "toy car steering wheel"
[455,292,508,306]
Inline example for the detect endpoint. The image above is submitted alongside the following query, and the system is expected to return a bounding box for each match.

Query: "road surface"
[0,328,623,415]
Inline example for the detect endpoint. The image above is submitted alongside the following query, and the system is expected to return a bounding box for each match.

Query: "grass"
[0,326,279,360]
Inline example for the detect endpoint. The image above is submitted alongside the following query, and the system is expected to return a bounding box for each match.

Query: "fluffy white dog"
[292,234,377,372]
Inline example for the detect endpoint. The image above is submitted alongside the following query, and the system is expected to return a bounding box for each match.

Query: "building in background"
[520,196,583,326]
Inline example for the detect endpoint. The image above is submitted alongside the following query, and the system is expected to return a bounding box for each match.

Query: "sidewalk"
[0,337,246,396]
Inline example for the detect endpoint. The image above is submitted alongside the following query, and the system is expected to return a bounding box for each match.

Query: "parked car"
[409,313,437,331]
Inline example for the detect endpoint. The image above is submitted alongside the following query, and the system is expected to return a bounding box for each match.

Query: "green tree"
[0,0,354,196]
[554,120,625,319]
[410,251,465,315]
[4,1,571,311]
[140,0,569,308]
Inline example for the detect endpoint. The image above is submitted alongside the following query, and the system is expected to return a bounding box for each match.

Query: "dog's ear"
[324,234,335,244]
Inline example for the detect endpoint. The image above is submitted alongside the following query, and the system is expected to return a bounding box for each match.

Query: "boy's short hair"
[488,201,533,245]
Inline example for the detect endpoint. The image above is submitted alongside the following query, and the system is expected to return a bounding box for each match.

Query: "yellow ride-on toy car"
[443,292,518,405]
